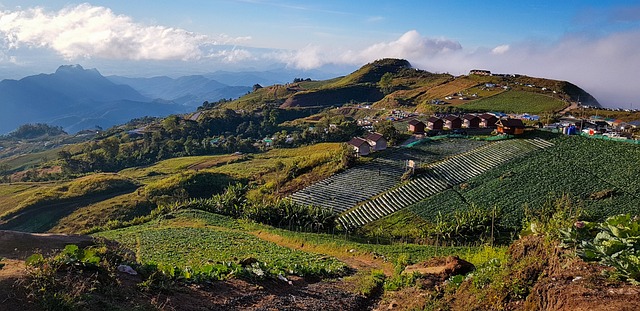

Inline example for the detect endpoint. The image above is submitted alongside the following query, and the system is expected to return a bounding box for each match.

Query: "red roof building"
[496,118,525,135]
[407,119,426,133]
[365,132,387,151]
[479,114,499,128]
[426,117,444,130]
[347,137,371,156]
[443,115,462,129]
[462,114,480,128]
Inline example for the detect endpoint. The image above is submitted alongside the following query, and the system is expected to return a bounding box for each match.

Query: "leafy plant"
[561,214,640,283]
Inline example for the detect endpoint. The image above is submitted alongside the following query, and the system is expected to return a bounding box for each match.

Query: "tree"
[374,120,401,145]
[379,72,394,95]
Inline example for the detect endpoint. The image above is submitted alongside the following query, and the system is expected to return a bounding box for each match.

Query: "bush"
[144,171,234,203]
[22,244,131,310]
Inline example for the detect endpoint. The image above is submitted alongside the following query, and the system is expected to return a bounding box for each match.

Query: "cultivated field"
[338,139,554,229]
[289,138,487,213]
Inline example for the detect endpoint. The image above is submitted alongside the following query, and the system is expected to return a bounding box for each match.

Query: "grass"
[50,191,153,233]
[0,174,139,232]
[119,154,241,184]
[0,148,61,171]
[0,183,53,215]
[459,90,567,114]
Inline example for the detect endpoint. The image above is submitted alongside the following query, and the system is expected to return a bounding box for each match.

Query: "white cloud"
[273,45,325,70]
[275,30,462,70]
[491,44,510,54]
[0,4,249,62]
[207,48,254,63]
[353,30,462,61]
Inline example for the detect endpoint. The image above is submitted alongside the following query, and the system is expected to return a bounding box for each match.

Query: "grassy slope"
[0,174,139,232]
[119,154,242,184]
[0,143,345,234]
[0,183,54,215]
[0,148,60,171]
[459,90,568,114]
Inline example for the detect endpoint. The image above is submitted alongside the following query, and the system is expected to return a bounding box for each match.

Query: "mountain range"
[0,60,600,135]
[0,65,191,134]
[0,64,343,134]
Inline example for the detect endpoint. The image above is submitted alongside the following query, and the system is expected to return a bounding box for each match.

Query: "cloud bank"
[0,3,250,61]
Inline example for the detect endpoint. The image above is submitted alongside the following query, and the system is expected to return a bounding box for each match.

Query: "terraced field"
[335,138,554,230]
[289,138,487,213]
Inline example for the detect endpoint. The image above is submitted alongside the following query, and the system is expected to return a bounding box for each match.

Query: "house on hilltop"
[496,118,525,135]
[348,137,371,156]
[408,119,426,133]
[470,69,491,76]
[427,117,444,130]
[463,114,480,128]
[443,115,462,129]
[479,114,499,128]
[365,132,387,151]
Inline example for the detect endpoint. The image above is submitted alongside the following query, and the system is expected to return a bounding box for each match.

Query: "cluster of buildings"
[548,116,640,139]
[347,132,387,156]
[407,114,526,135]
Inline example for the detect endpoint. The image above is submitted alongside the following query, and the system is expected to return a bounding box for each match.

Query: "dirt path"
[250,230,395,276]
[559,101,579,115]
[0,230,95,259]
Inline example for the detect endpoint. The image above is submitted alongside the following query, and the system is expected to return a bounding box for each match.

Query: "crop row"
[337,139,554,229]
[289,138,487,212]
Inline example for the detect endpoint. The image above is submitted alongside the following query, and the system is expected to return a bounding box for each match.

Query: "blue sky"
[1,1,639,107]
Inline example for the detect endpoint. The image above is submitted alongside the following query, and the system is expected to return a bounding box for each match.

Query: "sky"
[0,1,639,108]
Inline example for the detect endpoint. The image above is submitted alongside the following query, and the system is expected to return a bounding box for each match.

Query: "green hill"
[220,58,599,115]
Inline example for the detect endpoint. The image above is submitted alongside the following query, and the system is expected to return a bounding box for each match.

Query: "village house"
[365,132,387,152]
[462,114,480,128]
[347,137,371,156]
[496,118,526,135]
[407,119,426,133]
[479,113,499,128]
[426,117,444,130]
[443,115,462,129]
[470,69,491,76]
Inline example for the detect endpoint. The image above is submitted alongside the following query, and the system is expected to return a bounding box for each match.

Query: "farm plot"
[289,139,488,213]
[337,139,553,229]
[97,209,348,277]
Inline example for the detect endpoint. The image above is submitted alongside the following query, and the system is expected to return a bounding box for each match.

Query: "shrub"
[22,244,131,310]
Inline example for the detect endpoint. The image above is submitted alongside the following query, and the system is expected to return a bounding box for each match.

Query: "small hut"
[408,119,426,133]
[348,137,371,156]
[479,114,499,128]
[496,118,525,135]
[462,114,480,128]
[426,117,444,130]
[444,115,462,129]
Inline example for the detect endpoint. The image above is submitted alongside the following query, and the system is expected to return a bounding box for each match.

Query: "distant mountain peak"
[55,64,101,76]
[56,64,84,72]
